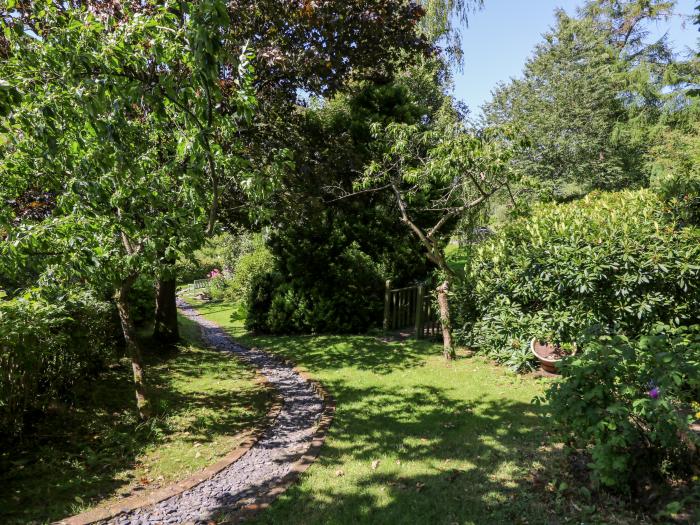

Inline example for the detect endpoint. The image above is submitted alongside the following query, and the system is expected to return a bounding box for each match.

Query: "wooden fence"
[383,280,441,339]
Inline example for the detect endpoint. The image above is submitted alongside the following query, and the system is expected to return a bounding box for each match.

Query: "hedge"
[454,189,700,370]
[0,291,114,439]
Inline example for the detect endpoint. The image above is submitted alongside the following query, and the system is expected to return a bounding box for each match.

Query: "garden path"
[105,300,325,525]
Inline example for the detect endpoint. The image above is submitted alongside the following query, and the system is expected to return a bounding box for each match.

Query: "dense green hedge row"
[454,189,700,371]
[0,291,115,439]
[452,189,700,489]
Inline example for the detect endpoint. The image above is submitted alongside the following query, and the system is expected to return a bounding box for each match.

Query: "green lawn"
[445,242,471,275]
[0,314,273,525]
[186,299,650,525]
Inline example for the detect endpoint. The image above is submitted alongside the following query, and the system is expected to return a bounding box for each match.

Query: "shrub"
[177,231,252,284]
[224,238,274,305]
[246,243,384,334]
[0,290,115,439]
[245,270,279,332]
[544,325,700,489]
[454,190,700,370]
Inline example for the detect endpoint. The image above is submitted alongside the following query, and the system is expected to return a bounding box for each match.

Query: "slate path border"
[58,300,334,525]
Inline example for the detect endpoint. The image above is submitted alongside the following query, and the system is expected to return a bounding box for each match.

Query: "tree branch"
[426,185,500,238]
[322,183,392,203]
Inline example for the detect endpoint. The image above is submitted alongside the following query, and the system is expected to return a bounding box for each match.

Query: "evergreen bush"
[454,190,700,370]
[0,290,114,439]
[246,243,384,334]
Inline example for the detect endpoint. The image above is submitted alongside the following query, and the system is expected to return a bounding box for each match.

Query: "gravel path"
[107,300,324,525]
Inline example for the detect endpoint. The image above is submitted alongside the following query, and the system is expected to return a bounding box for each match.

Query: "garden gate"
[383,280,441,339]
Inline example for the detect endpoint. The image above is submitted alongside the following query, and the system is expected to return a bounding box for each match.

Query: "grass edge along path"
[0,313,274,525]
[188,298,672,525]
[185,300,555,524]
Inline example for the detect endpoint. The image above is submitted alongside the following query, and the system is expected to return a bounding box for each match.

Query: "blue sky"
[452,0,699,114]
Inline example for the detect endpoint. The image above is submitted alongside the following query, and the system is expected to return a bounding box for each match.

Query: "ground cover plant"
[0,314,273,525]
[182,297,692,524]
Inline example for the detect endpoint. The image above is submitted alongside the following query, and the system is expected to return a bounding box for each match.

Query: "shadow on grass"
[237,333,433,376]
[0,314,271,525]
[178,300,568,524]
[189,301,686,525]
[210,378,554,525]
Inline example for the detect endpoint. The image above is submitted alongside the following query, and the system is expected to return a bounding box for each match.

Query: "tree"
[215,0,434,227]
[225,0,429,100]
[417,0,484,64]
[242,78,436,335]
[146,0,435,340]
[0,1,256,418]
[359,116,516,359]
[152,262,180,344]
[482,0,676,196]
[317,59,517,358]
[580,0,674,53]
[216,0,489,227]
[648,71,700,222]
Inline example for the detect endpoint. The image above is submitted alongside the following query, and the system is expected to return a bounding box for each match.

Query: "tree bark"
[388,182,460,359]
[115,277,152,420]
[436,280,455,360]
[153,277,179,344]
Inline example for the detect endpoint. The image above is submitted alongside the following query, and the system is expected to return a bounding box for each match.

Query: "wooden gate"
[383,281,441,339]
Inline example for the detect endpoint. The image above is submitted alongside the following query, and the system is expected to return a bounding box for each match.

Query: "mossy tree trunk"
[115,276,152,420]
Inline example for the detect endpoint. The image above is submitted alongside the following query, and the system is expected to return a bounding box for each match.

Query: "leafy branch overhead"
[358,120,518,273]
[0,0,258,419]
[1,0,256,276]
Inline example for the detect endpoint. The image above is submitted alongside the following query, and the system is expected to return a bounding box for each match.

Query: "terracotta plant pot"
[530,339,576,374]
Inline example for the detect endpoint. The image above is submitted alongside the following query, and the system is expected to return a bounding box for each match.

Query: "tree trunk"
[153,277,179,344]
[436,280,455,360]
[115,278,152,420]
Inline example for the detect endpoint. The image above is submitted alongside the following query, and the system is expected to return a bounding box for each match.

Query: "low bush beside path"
[0,315,273,524]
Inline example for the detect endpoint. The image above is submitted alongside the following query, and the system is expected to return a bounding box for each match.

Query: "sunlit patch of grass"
[193,300,657,525]
[0,313,272,525]
[191,301,547,524]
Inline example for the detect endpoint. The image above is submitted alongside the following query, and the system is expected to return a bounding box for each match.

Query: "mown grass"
[444,242,471,276]
[0,313,273,525]
[185,299,655,525]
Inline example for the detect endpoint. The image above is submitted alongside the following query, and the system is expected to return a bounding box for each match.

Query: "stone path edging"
[57,300,334,525]
[57,399,283,525]
[229,365,335,524]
